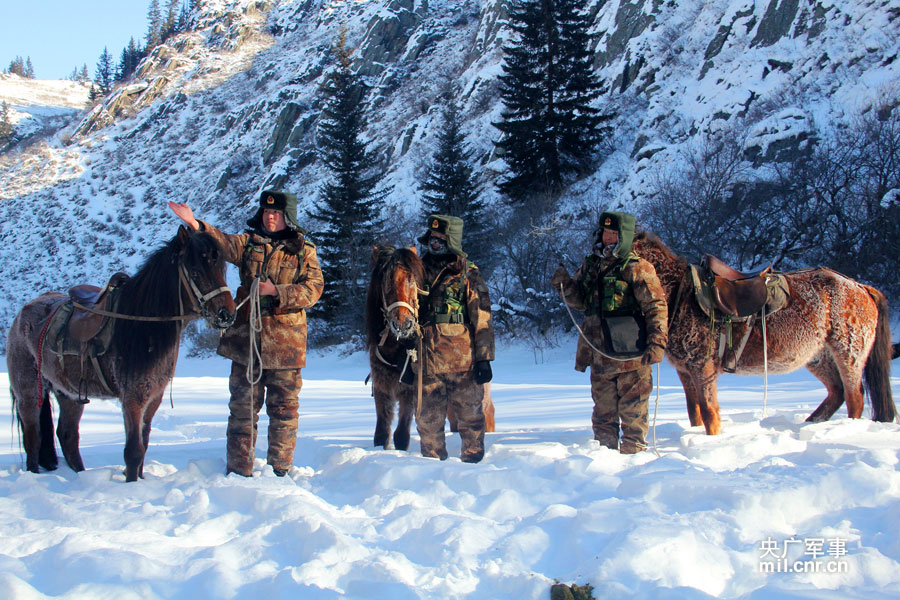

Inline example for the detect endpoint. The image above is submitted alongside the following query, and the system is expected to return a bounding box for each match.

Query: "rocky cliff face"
[0,0,897,347]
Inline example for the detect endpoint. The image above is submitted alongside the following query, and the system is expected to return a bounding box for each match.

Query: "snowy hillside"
[1,347,899,598]
[0,73,90,139]
[0,0,899,347]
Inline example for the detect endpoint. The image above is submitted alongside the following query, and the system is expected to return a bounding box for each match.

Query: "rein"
[71,261,231,322]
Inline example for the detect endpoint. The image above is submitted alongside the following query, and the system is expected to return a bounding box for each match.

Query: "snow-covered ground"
[1,344,898,599]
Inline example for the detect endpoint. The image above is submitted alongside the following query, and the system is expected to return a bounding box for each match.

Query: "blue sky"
[0,1,150,80]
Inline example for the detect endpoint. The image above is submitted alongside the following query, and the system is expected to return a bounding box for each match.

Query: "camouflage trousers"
[589,366,652,452]
[417,371,485,463]
[226,362,302,476]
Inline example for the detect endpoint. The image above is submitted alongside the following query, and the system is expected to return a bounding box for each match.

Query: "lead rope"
[243,278,264,472]
[652,362,661,457]
[416,335,424,418]
[761,303,768,418]
[238,278,264,386]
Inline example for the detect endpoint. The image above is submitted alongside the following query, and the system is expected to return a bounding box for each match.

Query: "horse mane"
[112,230,222,382]
[365,244,424,348]
[632,230,684,264]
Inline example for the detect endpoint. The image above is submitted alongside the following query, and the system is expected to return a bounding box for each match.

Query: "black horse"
[7,226,235,481]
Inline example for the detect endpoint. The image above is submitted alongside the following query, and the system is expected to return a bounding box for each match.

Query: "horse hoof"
[393,433,410,451]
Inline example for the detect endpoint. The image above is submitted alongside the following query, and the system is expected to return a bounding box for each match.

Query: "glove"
[550,266,571,290]
[641,343,666,366]
[473,360,493,384]
[400,364,416,385]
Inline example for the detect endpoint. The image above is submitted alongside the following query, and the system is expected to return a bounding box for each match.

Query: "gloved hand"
[550,266,571,290]
[400,364,416,385]
[641,343,666,366]
[474,360,493,384]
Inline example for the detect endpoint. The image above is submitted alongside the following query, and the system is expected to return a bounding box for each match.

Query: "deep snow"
[1,344,898,599]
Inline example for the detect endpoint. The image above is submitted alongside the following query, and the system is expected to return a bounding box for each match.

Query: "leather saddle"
[66,272,130,343]
[700,255,772,318]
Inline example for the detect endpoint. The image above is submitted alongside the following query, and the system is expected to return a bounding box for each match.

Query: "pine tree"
[0,101,14,148]
[314,30,390,334]
[116,37,143,82]
[146,0,163,50]
[420,101,488,264]
[94,47,114,95]
[116,48,129,82]
[493,0,606,205]
[24,57,35,78]
[7,56,25,76]
[162,0,179,40]
[177,1,192,32]
[79,64,90,82]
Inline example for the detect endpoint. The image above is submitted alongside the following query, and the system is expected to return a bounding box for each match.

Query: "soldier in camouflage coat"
[551,211,667,453]
[169,191,323,476]
[416,215,495,463]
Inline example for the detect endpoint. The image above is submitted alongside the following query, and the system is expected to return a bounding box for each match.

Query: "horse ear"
[177,225,191,243]
[409,246,417,255]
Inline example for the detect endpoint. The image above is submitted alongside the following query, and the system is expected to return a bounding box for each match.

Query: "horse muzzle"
[212,307,236,330]
[390,316,419,344]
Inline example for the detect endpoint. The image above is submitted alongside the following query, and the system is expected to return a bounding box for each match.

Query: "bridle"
[176,258,232,325]
[382,267,421,337]
[375,265,425,375]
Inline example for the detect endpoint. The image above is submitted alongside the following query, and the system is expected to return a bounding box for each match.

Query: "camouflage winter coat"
[560,253,667,375]
[420,255,495,376]
[199,221,324,369]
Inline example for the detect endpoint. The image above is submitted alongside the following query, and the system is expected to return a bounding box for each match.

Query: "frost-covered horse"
[366,244,425,450]
[632,232,896,434]
[6,227,235,481]
[366,244,494,451]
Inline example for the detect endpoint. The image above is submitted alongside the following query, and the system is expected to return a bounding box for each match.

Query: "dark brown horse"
[366,244,496,450]
[632,232,896,434]
[6,226,235,481]
[366,244,425,450]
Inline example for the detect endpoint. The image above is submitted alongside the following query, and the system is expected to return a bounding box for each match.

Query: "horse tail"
[863,286,896,422]
[9,387,25,463]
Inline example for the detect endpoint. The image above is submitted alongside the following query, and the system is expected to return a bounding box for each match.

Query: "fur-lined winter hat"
[246,190,302,231]
[417,214,467,258]
[597,210,636,258]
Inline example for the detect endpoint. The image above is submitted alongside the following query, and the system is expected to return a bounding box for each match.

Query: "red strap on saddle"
[36,304,63,410]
